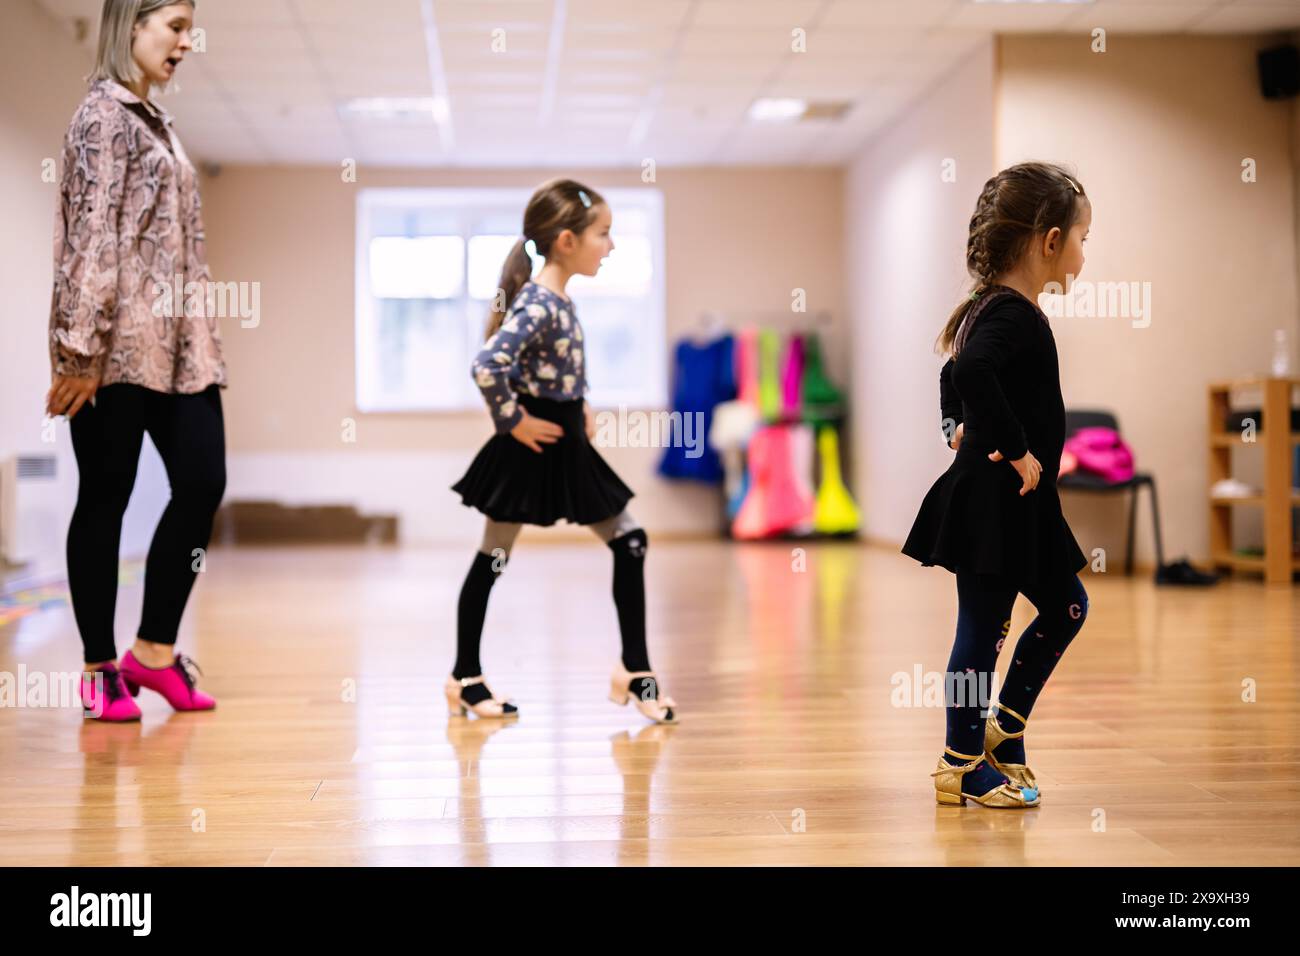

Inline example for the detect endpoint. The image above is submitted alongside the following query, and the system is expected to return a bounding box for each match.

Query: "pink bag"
[1063,426,1134,483]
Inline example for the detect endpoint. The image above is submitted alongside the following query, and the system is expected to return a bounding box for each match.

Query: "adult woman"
[50,0,223,720]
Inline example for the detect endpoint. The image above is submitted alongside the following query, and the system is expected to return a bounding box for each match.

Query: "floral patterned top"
[48,79,227,394]
[471,279,588,433]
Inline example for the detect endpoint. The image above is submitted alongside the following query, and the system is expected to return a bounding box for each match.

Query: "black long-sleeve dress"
[901,287,1088,594]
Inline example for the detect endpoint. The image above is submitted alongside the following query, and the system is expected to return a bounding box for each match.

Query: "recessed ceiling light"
[748,98,808,123]
[746,98,853,124]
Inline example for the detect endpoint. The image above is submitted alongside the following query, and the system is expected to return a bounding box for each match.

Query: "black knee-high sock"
[608,529,651,673]
[454,550,506,680]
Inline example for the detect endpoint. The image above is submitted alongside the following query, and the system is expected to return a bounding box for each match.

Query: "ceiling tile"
[34,0,1276,168]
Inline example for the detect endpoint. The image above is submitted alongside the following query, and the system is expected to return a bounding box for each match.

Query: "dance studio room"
[1,0,1298,901]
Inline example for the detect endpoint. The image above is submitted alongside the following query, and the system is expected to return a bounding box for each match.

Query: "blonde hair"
[90,0,195,88]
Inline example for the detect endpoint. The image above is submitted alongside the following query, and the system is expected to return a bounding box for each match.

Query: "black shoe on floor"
[1155,557,1219,586]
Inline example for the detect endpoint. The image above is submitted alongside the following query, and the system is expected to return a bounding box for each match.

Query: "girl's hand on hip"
[989,448,1041,495]
[46,374,98,420]
[583,400,596,440]
[947,422,963,450]
[510,408,564,453]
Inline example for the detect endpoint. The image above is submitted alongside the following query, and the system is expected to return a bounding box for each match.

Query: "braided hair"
[936,162,1085,356]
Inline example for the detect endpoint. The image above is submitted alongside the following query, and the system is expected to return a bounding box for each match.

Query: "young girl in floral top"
[448,178,677,725]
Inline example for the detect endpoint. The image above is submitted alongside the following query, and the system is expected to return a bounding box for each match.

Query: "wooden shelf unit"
[1208,376,1300,584]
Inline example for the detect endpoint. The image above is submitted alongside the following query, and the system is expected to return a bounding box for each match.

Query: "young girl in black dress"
[446,178,677,725]
[902,162,1093,808]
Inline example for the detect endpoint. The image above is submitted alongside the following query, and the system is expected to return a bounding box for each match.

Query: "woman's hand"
[583,400,596,440]
[947,422,964,450]
[989,448,1041,495]
[510,408,564,453]
[46,374,99,420]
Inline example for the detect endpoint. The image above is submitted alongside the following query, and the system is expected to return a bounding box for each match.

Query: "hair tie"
[968,289,983,302]
[523,237,538,258]
[577,189,592,208]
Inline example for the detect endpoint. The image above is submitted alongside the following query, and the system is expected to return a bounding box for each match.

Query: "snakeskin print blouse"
[49,80,227,393]
[472,280,588,433]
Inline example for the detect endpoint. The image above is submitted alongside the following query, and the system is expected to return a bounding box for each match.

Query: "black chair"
[1057,410,1164,576]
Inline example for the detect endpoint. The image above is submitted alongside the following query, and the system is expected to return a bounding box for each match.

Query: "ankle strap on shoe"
[932,748,985,778]
[993,701,1029,726]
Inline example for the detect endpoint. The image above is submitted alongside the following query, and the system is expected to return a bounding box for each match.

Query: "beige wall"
[0,3,175,573]
[844,40,997,550]
[200,166,846,543]
[1293,30,1300,381]
[5,4,1298,566]
[847,33,1299,573]
[0,1,85,462]
[996,33,1299,568]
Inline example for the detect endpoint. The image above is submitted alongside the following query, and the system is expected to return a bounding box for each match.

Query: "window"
[355,187,666,413]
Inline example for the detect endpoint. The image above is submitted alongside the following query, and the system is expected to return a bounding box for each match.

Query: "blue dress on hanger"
[657,334,736,483]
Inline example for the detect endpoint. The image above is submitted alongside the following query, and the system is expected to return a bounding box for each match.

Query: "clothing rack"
[661,315,860,540]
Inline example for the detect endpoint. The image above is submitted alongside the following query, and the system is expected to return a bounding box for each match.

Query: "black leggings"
[67,383,226,663]
[945,569,1089,758]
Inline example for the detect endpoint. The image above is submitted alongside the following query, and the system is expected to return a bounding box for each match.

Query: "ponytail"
[485,238,534,340]
[936,284,990,358]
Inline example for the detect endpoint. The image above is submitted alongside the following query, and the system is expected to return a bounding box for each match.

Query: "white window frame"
[354,186,667,414]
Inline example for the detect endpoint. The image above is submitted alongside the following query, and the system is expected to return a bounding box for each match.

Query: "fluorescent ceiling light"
[748,97,807,123]
[339,97,449,122]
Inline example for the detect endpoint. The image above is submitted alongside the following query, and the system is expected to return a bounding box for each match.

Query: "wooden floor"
[0,539,1296,866]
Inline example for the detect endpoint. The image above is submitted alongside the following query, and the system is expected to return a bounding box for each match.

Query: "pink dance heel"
[80,663,142,722]
[444,675,519,718]
[120,651,216,712]
[608,661,678,724]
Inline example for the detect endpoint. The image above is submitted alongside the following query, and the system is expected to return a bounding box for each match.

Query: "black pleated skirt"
[901,440,1088,594]
[451,393,634,526]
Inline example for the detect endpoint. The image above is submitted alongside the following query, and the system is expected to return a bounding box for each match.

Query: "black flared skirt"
[901,440,1088,594]
[452,393,634,526]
